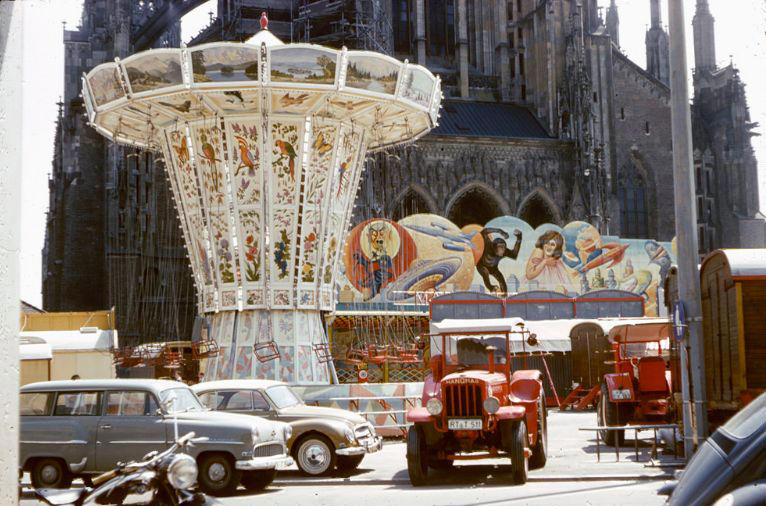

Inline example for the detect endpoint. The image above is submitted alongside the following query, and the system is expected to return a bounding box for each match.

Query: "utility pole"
[667,0,708,458]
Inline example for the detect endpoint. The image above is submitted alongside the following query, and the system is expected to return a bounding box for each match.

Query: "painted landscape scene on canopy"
[337,214,675,316]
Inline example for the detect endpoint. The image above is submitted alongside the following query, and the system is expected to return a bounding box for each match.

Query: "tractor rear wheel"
[406,424,429,486]
[598,383,626,446]
[529,395,548,470]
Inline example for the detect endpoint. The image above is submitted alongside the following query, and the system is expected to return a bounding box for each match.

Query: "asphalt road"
[20,411,677,505]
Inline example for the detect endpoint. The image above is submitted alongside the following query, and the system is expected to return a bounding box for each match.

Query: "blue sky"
[19,0,765,307]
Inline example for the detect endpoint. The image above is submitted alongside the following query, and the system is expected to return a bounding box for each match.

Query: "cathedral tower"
[605,0,619,47]
[692,0,716,71]
[645,0,669,84]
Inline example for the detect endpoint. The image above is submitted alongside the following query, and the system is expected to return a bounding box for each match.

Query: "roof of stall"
[607,321,672,344]
[701,249,766,279]
[19,335,53,360]
[19,329,117,352]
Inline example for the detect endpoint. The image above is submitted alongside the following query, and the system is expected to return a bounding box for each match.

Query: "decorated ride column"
[83,22,442,383]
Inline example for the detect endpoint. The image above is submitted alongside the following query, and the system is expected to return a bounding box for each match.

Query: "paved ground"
[20,411,680,505]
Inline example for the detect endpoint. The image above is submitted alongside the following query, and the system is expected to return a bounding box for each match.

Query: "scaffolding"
[294,0,392,54]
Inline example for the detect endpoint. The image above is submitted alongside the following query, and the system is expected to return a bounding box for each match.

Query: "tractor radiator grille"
[444,383,483,417]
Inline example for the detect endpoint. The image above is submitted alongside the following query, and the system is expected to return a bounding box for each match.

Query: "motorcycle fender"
[604,373,634,402]
[495,405,526,420]
[406,406,433,423]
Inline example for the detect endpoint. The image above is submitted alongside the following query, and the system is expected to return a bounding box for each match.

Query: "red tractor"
[405,318,548,486]
[598,322,674,445]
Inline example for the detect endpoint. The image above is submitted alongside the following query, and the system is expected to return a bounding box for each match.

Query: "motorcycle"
[33,432,216,506]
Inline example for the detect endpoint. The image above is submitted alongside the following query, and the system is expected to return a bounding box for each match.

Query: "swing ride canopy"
[83,24,442,384]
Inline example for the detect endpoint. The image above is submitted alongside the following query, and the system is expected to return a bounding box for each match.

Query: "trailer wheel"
[530,395,548,470]
[598,383,626,446]
[508,420,529,485]
[406,424,429,486]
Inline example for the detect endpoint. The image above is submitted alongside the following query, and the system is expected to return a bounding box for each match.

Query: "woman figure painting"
[525,230,572,293]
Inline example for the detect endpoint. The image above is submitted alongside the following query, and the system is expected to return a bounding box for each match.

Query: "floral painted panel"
[221,290,236,308]
[227,120,262,206]
[254,356,276,380]
[271,208,295,283]
[246,289,264,306]
[218,347,233,380]
[187,213,214,287]
[269,122,300,206]
[330,130,361,212]
[305,124,337,205]
[295,312,310,344]
[297,346,312,383]
[166,130,200,214]
[234,346,254,379]
[279,346,295,383]
[298,290,316,307]
[209,211,236,285]
[320,212,342,287]
[192,125,227,209]
[218,311,236,348]
[236,311,257,347]
[237,209,263,285]
[273,312,295,346]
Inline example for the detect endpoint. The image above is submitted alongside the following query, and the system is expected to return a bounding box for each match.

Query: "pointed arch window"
[618,165,648,238]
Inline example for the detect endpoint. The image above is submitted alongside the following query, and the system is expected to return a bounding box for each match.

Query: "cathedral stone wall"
[610,52,676,241]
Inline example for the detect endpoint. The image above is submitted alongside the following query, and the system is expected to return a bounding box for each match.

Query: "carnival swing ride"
[85,14,442,382]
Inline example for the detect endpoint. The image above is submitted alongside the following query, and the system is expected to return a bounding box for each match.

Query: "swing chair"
[345,316,368,365]
[192,339,220,360]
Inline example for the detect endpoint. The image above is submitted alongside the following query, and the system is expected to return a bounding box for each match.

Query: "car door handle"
[100,424,112,430]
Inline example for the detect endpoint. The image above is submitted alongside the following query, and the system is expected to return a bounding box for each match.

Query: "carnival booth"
[20,328,118,380]
[19,335,52,385]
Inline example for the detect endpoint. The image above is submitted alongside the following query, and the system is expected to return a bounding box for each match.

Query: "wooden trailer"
[699,249,766,425]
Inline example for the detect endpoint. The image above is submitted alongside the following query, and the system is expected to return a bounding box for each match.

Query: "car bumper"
[235,454,294,471]
[336,436,383,456]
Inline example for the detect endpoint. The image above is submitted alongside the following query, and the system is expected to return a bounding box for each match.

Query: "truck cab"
[405,318,548,486]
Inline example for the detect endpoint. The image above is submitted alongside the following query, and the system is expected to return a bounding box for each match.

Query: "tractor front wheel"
[502,420,529,485]
[598,383,626,446]
[406,424,429,486]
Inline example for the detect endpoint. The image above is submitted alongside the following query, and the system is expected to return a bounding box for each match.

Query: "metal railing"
[579,423,682,463]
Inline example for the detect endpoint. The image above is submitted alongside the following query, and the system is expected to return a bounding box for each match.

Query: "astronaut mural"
[338,214,675,316]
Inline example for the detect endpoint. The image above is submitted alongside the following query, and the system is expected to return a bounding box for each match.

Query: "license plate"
[448,418,482,430]
[612,389,632,400]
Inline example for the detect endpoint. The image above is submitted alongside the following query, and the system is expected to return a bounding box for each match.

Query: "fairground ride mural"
[338,214,675,316]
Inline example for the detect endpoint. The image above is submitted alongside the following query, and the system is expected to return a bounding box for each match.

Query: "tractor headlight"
[426,398,443,416]
[283,424,293,441]
[167,454,198,490]
[343,426,355,443]
[483,396,500,414]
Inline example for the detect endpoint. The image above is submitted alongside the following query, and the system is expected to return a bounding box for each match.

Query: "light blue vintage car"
[19,379,293,496]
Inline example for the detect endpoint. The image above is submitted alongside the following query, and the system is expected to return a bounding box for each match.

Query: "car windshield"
[266,385,301,409]
[160,387,205,414]
[437,335,507,366]
[720,392,766,439]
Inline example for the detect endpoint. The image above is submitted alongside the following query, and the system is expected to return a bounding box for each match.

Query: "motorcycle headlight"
[343,426,355,443]
[483,396,500,414]
[713,494,734,506]
[426,398,443,416]
[167,454,197,490]
[283,424,293,441]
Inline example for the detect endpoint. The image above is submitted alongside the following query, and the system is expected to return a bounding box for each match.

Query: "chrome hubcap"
[208,462,226,482]
[41,464,58,484]
[300,441,330,474]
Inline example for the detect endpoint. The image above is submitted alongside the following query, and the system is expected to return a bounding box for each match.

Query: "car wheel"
[295,435,336,476]
[406,424,429,486]
[598,384,626,447]
[197,454,242,496]
[30,458,73,489]
[530,395,548,470]
[240,469,276,491]
[504,420,528,485]
[336,455,364,471]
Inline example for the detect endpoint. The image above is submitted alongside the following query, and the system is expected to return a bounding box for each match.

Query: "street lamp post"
[667,0,708,458]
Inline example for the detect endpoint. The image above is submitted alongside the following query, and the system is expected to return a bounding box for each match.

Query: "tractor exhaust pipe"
[486,345,497,374]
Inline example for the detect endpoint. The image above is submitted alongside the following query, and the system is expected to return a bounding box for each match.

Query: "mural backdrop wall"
[339,214,675,316]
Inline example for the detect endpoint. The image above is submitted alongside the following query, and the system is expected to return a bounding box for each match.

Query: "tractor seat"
[637,356,668,393]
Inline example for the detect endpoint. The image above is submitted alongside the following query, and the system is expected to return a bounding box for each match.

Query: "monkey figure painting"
[476,227,522,293]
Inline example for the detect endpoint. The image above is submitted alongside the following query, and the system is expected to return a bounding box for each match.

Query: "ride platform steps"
[559,384,601,411]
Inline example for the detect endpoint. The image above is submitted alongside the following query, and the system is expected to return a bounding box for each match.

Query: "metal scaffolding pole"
[667,0,708,458]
